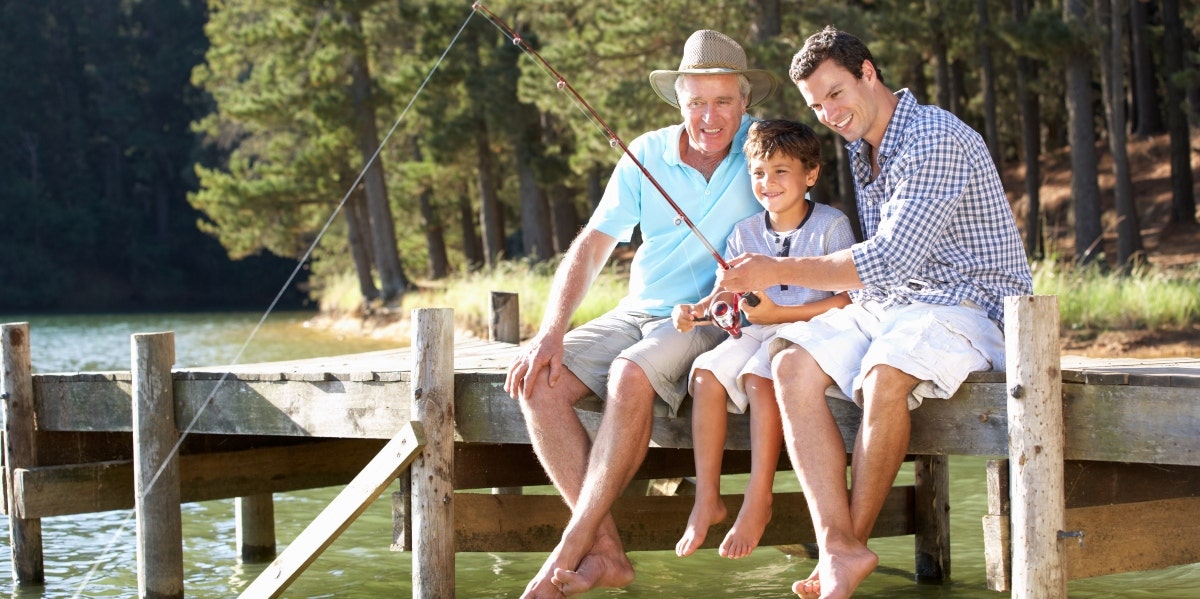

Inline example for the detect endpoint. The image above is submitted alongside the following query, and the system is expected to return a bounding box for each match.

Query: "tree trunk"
[1064,0,1105,264]
[475,117,505,266]
[1162,0,1197,224]
[345,189,380,303]
[749,0,781,43]
[548,183,579,254]
[515,106,553,262]
[1128,0,1165,137]
[412,141,448,279]
[1013,0,1044,260]
[928,0,952,110]
[459,188,484,271]
[977,0,1001,165]
[346,10,409,301]
[1097,0,1145,269]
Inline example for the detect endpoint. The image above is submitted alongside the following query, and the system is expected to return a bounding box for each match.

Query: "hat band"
[680,61,743,71]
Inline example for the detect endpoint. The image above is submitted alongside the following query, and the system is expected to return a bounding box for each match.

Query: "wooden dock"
[2,295,1199,598]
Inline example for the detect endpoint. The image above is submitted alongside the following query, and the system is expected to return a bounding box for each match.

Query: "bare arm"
[504,228,619,399]
[742,291,851,325]
[716,248,864,295]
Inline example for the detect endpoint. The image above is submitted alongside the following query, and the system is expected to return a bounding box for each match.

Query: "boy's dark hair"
[789,25,884,86]
[744,119,822,171]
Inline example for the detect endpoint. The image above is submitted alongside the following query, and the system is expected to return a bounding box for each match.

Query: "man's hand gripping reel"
[701,291,760,338]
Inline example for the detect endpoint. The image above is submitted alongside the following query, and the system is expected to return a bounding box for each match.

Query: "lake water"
[2,311,1198,597]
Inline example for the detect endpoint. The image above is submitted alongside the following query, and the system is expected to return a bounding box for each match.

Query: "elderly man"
[719,26,1032,598]
[504,30,777,598]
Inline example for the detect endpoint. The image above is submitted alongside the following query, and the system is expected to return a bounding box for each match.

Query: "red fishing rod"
[472,3,760,335]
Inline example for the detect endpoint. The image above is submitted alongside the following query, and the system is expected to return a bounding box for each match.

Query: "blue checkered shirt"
[847,90,1033,325]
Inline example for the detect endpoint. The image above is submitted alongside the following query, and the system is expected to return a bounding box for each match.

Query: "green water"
[2,312,1198,597]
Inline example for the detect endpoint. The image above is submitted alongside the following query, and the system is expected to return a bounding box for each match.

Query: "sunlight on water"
[1,314,1199,597]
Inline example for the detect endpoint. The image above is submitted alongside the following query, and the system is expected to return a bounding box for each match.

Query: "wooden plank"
[238,422,425,599]
[132,331,183,599]
[1063,460,1200,507]
[409,309,456,599]
[913,454,951,581]
[1061,383,1200,465]
[985,496,1200,582]
[14,439,388,518]
[1005,295,1066,599]
[454,487,915,552]
[3,322,44,584]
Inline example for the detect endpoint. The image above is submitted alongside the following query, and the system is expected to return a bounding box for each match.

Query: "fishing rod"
[471,3,760,331]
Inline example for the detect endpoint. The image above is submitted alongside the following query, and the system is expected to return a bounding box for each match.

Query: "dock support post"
[410,308,455,598]
[2,322,44,585]
[237,494,277,563]
[1004,296,1065,598]
[488,291,524,495]
[913,454,951,581]
[132,332,183,599]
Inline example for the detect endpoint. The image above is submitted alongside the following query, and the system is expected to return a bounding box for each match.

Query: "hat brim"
[649,68,779,108]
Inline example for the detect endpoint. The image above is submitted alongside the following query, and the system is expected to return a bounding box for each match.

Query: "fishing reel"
[700,291,760,338]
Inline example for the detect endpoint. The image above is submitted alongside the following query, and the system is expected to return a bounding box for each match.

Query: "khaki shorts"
[769,300,1004,410]
[563,309,726,416]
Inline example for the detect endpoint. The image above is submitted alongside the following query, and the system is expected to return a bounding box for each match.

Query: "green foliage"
[1033,260,1200,331]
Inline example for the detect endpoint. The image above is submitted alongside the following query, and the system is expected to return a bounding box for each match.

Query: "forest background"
[1,0,1197,325]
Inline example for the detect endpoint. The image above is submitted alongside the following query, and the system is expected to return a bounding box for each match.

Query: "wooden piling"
[2,322,44,585]
[236,494,277,563]
[488,291,524,495]
[132,332,183,599]
[1004,296,1065,598]
[410,308,456,599]
[913,454,951,581]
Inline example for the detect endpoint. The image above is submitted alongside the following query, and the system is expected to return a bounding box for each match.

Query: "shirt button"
[705,190,710,195]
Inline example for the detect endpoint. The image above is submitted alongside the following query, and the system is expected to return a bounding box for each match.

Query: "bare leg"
[848,365,915,544]
[773,346,877,599]
[529,358,653,597]
[516,364,626,598]
[720,374,780,559]
[676,369,729,557]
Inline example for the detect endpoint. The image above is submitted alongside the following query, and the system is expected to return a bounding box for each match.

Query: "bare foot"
[719,494,772,559]
[552,548,635,596]
[791,567,819,599]
[521,559,567,599]
[675,497,728,557]
[792,542,877,599]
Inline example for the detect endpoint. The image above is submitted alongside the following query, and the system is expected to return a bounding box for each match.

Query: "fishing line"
[72,9,476,595]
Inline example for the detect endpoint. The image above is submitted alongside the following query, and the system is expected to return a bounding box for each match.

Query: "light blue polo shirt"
[588,114,761,317]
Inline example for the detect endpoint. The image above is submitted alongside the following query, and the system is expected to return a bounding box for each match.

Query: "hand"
[717,253,778,294]
[671,303,710,333]
[739,292,776,325]
[504,332,565,401]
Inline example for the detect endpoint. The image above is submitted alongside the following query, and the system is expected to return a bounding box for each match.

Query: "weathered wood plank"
[914,454,951,581]
[132,331,183,599]
[14,439,387,518]
[1005,295,1066,599]
[3,322,45,584]
[238,422,424,599]
[454,487,916,553]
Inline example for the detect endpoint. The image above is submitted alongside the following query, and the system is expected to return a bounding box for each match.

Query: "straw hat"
[649,30,778,108]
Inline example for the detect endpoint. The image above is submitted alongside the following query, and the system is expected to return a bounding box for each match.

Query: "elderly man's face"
[677,74,748,156]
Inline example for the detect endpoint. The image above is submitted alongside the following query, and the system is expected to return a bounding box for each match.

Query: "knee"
[771,344,820,383]
[606,358,655,407]
[860,364,918,408]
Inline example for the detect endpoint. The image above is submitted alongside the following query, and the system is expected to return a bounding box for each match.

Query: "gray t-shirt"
[724,201,856,306]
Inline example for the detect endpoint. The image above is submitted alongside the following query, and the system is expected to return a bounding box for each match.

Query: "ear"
[806,165,821,186]
[861,59,876,83]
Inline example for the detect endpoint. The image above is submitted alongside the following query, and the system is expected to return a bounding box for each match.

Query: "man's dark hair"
[744,119,822,171]
[789,25,884,86]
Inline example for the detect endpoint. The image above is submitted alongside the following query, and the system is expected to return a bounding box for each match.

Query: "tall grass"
[397,259,629,339]
[317,258,1198,340]
[1032,260,1200,331]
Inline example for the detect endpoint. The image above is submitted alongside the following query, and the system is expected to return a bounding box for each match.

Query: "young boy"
[672,119,855,559]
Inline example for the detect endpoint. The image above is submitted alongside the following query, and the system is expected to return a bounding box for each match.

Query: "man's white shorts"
[769,300,1005,410]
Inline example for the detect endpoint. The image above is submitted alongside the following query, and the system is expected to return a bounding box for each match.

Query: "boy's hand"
[740,292,776,324]
[672,303,709,333]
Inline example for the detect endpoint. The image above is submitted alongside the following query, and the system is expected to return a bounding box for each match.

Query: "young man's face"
[748,153,818,218]
[678,74,748,156]
[796,58,879,145]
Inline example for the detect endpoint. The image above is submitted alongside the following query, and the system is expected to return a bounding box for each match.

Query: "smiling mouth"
[833,114,852,130]
[702,128,722,135]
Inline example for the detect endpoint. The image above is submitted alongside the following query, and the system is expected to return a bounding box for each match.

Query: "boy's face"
[748,154,819,215]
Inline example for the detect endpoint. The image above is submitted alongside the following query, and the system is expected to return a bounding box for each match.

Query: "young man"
[504,30,777,598]
[718,26,1033,598]
[672,120,853,560]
